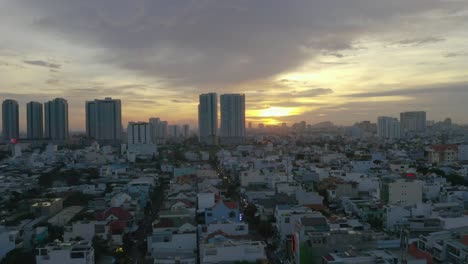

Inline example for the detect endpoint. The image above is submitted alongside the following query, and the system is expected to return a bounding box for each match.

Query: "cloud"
[23,60,61,69]
[294,88,334,97]
[10,0,467,86]
[444,52,468,58]
[391,36,445,47]
[341,83,468,98]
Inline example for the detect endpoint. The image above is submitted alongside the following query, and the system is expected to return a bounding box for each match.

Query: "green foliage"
[445,173,468,186]
[64,192,94,207]
[0,249,35,264]
[92,236,110,261]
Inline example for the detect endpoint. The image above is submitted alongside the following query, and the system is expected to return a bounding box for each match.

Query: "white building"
[198,93,218,145]
[388,179,423,206]
[44,98,69,140]
[200,239,267,264]
[126,122,157,158]
[274,205,321,240]
[147,231,197,264]
[35,241,94,264]
[377,116,400,139]
[86,97,122,140]
[220,94,245,145]
[64,221,110,242]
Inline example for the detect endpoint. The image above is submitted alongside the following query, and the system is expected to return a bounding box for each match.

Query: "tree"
[0,249,35,264]
[92,236,109,261]
[257,221,274,239]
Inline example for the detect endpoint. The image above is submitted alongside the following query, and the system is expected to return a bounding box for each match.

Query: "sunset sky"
[1,0,468,131]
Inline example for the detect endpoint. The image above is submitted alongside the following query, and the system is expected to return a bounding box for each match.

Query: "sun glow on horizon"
[249,106,301,118]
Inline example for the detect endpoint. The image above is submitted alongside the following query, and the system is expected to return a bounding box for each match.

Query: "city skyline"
[1,1,468,130]
[0,95,461,134]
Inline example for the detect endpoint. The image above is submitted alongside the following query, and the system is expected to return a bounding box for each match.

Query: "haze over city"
[1,0,468,131]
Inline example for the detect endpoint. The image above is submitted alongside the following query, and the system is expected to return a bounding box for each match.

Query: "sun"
[257,107,299,117]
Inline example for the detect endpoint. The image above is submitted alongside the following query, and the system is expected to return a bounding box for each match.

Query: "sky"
[1,0,468,131]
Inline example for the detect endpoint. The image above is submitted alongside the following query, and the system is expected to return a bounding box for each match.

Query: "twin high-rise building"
[2,99,19,141]
[86,98,122,141]
[220,94,246,144]
[27,101,43,139]
[400,111,426,136]
[377,116,400,139]
[127,122,152,145]
[198,93,246,145]
[198,93,219,145]
[149,117,169,144]
[44,98,69,140]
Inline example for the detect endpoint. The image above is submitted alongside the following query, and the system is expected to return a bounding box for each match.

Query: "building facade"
[44,98,69,140]
[2,99,19,141]
[27,101,44,139]
[220,94,245,145]
[86,98,122,141]
[400,111,426,136]
[377,116,400,139]
[198,93,218,145]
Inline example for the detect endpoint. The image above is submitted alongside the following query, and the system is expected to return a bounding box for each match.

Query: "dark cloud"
[294,88,334,97]
[391,36,445,47]
[12,0,467,86]
[444,52,467,58]
[341,83,468,98]
[23,60,61,69]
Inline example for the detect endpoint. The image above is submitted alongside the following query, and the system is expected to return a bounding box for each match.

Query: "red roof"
[97,207,133,221]
[431,144,458,152]
[224,201,238,209]
[109,220,127,234]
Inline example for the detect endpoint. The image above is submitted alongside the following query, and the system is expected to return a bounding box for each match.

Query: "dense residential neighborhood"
[1,116,468,264]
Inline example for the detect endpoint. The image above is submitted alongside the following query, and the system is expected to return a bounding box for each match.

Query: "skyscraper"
[85,101,96,139]
[149,117,169,144]
[86,98,122,140]
[27,101,43,139]
[127,122,152,145]
[2,99,19,142]
[149,117,160,143]
[377,116,400,139]
[183,124,190,138]
[220,94,245,145]
[400,111,426,136]
[44,98,69,140]
[198,93,218,145]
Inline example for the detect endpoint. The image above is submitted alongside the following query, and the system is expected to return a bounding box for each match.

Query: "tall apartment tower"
[220,94,245,145]
[44,98,69,140]
[2,99,19,141]
[183,124,190,138]
[400,111,426,137]
[198,93,218,145]
[27,101,44,139]
[149,117,169,144]
[377,116,400,139]
[127,122,152,145]
[86,98,122,141]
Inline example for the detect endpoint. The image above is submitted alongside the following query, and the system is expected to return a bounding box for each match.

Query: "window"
[236,225,245,231]
[205,249,217,256]
[207,213,212,217]
[70,252,85,259]
[229,211,236,218]
[285,217,290,223]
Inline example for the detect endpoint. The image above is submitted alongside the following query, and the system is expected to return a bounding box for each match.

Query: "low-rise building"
[35,241,94,264]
